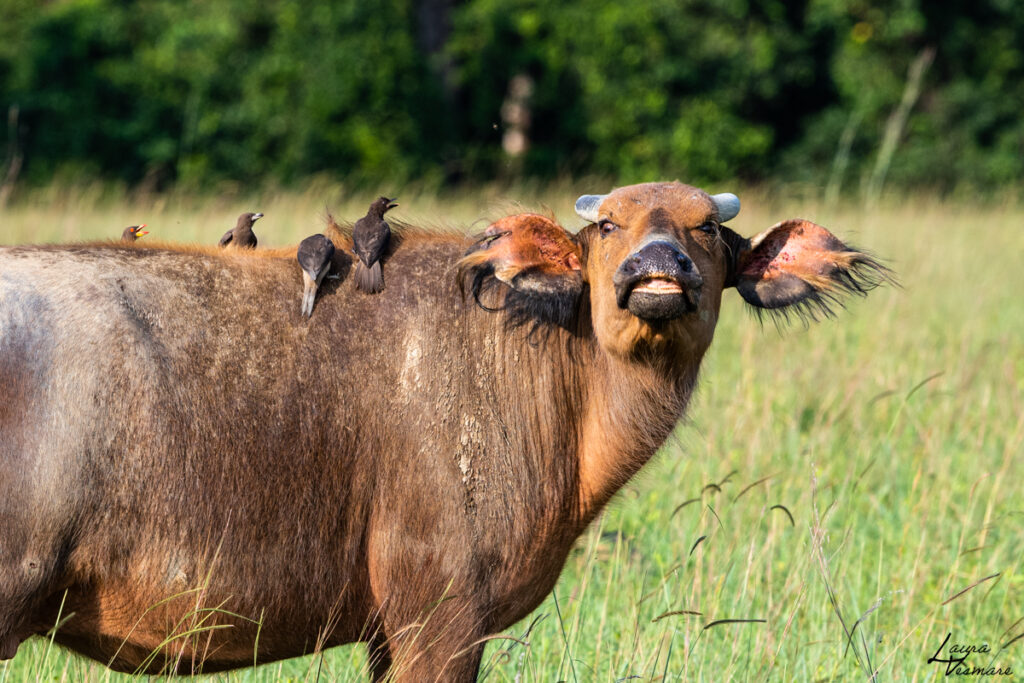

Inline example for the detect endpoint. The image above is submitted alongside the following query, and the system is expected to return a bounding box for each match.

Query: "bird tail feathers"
[300,273,318,318]
[302,286,317,318]
[355,260,384,293]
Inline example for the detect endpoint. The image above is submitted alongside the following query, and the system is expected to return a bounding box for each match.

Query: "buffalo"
[0,182,888,680]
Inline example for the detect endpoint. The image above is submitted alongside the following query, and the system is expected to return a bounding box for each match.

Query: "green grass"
[1,186,1022,681]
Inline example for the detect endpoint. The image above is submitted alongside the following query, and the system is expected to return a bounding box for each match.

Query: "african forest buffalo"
[0,182,888,680]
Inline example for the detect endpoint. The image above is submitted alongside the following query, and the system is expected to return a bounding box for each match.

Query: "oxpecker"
[352,197,396,293]
[219,212,263,249]
[297,233,336,318]
[121,225,148,242]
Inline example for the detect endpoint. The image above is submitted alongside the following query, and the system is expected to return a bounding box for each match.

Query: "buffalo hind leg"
[0,494,77,664]
[0,541,67,662]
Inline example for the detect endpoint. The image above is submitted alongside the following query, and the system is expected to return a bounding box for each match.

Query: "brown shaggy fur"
[0,183,888,680]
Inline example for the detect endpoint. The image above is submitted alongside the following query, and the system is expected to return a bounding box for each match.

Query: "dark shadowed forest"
[1,0,1022,197]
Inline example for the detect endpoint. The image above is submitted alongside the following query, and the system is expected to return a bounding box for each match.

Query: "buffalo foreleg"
[374,600,486,683]
[366,630,393,682]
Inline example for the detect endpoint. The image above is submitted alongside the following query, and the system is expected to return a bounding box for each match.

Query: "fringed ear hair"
[457,213,584,327]
[729,219,894,325]
[458,232,508,312]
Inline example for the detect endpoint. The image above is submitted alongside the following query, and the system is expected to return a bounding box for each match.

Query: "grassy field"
[1,184,1022,681]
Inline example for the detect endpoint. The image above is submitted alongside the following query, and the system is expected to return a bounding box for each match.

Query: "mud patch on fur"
[398,330,424,400]
[457,415,484,514]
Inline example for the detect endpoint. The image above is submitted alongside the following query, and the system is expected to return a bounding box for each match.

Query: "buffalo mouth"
[620,274,699,321]
[613,240,704,321]
[631,276,685,295]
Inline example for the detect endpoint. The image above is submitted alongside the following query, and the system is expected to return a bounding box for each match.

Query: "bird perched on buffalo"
[218,212,263,249]
[296,233,336,318]
[352,197,397,293]
[121,225,148,242]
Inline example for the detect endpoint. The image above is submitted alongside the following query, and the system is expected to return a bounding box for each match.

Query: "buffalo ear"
[458,213,583,303]
[730,219,892,322]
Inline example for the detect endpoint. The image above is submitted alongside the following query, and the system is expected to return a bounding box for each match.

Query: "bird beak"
[137,224,149,236]
[386,200,399,210]
[253,213,264,221]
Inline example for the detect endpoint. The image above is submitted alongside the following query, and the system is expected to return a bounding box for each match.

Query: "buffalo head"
[459,181,890,358]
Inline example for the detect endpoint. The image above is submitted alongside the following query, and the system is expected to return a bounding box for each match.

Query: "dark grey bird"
[352,197,397,293]
[121,224,148,242]
[218,212,263,249]
[297,233,336,318]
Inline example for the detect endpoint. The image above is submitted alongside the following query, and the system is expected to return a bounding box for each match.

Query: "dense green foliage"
[1,0,1022,191]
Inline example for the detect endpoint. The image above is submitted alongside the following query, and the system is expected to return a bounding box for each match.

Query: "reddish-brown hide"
[0,182,888,681]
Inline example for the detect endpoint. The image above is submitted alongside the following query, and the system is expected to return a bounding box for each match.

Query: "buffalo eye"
[697,221,717,234]
[599,220,618,236]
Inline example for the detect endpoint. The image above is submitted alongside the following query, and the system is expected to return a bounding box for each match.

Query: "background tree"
[0,0,1021,193]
